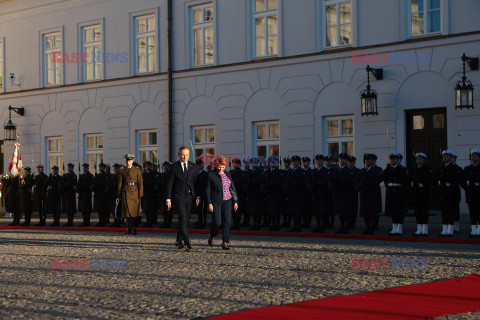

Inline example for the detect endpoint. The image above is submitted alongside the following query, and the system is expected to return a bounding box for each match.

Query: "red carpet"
[207,274,480,320]
[1,225,480,244]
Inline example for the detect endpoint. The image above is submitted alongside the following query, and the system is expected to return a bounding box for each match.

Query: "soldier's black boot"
[35,219,46,226]
[63,218,74,227]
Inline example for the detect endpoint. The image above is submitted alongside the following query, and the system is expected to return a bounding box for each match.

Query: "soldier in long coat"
[18,168,34,226]
[77,163,94,227]
[261,156,284,231]
[465,150,480,238]
[33,164,48,226]
[324,156,336,228]
[309,155,332,233]
[94,163,109,227]
[230,158,245,230]
[62,163,77,226]
[280,157,292,228]
[347,156,360,230]
[332,153,356,234]
[117,154,144,235]
[109,163,122,227]
[45,166,62,226]
[358,154,383,235]
[283,155,306,232]
[409,153,432,237]
[245,158,264,231]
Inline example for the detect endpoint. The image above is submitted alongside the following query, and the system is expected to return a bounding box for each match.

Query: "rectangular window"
[85,133,103,170]
[254,0,278,57]
[136,15,156,73]
[325,116,354,160]
[325,1,351,48]
[43,32,63,86]
[410,0,441,36]
[192,125,215,167]
[255,121,279,160]
[0,39,3,92]
[83,25,102,81]
[46,136,64,174]
[138,129,158,165]
[192,4,214,66]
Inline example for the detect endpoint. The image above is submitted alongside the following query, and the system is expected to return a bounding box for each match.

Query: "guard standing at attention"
[118,154,144,235]
[62,163,78,227]
[77,163,94,227]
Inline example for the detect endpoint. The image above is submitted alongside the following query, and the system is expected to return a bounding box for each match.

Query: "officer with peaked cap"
[245,157,264,230]
[310,154,331,233]
[45,165,62,226]
[62,163,78,227]
[450,152,464,233]
[33,164,48,226]
[464,150,480,238]
[358,154,383,235]
[77,163,95,227]
[230,158,245,230]
[409,153,432,236]
[280,157,292,228]
[261,155,284,231]
[109,163,123,227]
[324,155,336,228]
[283,155,306,232]
[383,153,409,236]
[118,154,144,235]
[94,163,109,227]
[332,153,356,234]
[18,167,34,226]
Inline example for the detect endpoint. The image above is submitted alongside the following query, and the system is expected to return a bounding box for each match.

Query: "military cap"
[124,154,134,160]
[37,164,44,168]
[291,155,301,162]
[196,159,204,166]
[338,153,350,160]
[363,153,377,160]
[324,156,333,161]
[242,157,250,165]
[471,150,480,157]
[442,150,454,157]
[24,167,31,172]
[389,152,402,160]
[162,161,171,166]
[315,154,325,161]
[82,163,89,167]
[232,158,241,165]
[348,156,356,162]
[112,163,121,168]
[415,152,427,159]
[52,165,59,170]
[269,155,279,164]
[302,157,311,162]
[144,161,152,166]
[283,157,292,164]
[67,163,74,167]
[452,153,458,159]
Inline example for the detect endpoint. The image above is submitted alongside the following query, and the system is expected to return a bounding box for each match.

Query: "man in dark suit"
[166,146,200,251]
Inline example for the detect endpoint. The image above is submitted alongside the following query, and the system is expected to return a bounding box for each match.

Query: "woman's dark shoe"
[221,243,230,250]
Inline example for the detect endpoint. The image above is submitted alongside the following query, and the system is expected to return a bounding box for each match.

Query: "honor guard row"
[2,149,479,239]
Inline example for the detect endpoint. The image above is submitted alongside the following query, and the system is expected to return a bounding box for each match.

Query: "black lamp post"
[3,105,25,141]
[455,53,478,110]
[361,65,383,117]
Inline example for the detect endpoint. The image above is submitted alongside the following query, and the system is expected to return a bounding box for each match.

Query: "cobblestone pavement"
[0,227,479,319]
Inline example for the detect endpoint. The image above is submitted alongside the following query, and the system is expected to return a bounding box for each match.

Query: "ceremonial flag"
[8,142,23,176]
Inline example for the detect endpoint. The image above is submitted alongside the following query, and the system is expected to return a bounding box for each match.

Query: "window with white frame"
[0,39,3,92]
[135,15,156,73]
[192,4,214,67]
[325,116,354,160]
[255,121,279,161]
[47,137,64,174]
[85,134,103,169]
[192,126,215,167]
[410,0,441,36]
[324,0,351,48]
[254,0,278,57]
[82,25,102,81]
[43,32,63,86]
[138,130,158,164]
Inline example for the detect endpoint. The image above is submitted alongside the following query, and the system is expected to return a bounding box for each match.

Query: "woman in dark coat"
[358,153,383,235]
[206,156,238,250]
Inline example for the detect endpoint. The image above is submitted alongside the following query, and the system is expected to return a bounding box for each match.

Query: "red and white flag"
[8,142,23,176]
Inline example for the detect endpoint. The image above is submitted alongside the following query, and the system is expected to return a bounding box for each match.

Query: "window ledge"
[409,32,442,39]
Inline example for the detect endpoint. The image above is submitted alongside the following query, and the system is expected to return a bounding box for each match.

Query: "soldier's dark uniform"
[18,169,34,226]
[435,150,464,237]
[261,159,284,231]
[358,154,383,235]
[347,156,360,230]
[324,157,336,228]
[241,158,252,227]
[280,158,292,228]
[409,153,432,236]
[332,154,356,234]
[77,164,95,227]
[193,160,208,229]
[62,164,78,226]
[33,165,48,226]
[301,157,313,228]
[94,164,109,227]
[45,167,62,226]
[6,175,19,225]
[142,162,159,228]
[244,160,264,230]
[383,153,409,235]
[464,150,480,237]
[109,164,122,226]
[309,155,332,233]
[1,176,10,217]
[230,159,245,230]
[283,156,306,232]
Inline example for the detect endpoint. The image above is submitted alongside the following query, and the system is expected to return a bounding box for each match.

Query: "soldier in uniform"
[240,158,251,227]
[383,153,409,236]
[1,173,11,219]
[193,159,208,229]
[245,157,264,230]
[410,153,432,237]
[118,154,144,235]
[109,163,122,226]
[332,153,356,234]
[261,156,283,231]
[34,164,48,226]
[62,163,77,227]
[347,156,360,230]
[77,163,94,227]
[280,157,292,228]
[283,155,306,232]
[94,163,109,227]
[142,161,158,228]
[45,165,62,226]
[230,158,245,230]
[324,156,336,228]
[358,154,383,235]
[18,167,34,226]
[6,173,19,226]
[309,155,331,233]
[451,153,464,233]
[159,161,173,228]
[301,157,312,228]
[465,150,480,238]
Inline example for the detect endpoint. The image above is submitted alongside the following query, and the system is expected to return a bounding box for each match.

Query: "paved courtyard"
[0,228,479,319]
